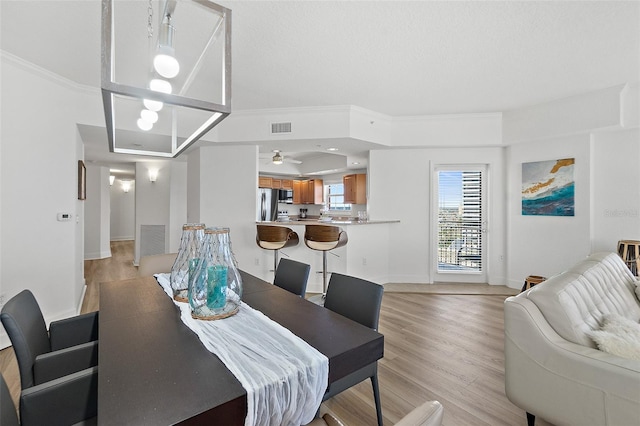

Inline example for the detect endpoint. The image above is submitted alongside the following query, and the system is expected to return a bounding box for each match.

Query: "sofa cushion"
[587,313,640,360]
[528,252,640,348]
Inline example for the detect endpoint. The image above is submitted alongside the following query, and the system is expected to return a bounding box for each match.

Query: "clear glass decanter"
[189,227,243,320]
[170,223,205,302]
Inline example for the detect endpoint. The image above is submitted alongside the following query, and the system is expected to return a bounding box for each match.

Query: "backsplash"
[276,202,366,219]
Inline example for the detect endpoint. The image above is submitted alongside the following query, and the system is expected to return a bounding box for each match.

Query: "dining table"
[98,270,384,425]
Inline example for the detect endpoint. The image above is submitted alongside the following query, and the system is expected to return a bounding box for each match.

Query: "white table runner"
[155,273,328,426]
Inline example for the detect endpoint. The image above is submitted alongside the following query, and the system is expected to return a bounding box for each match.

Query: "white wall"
[1,54,85,347]
[84,164,111,259]
[169,162,188,252]
[591,128,640,251]
[134,161,170,264]
[110,178,136,241]
[506,134,592,286]
[187,145,261,277]
[368,147,506,285]
[503,84,640,287]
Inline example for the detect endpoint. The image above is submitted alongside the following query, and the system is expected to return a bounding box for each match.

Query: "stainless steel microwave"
[278,189,293,203]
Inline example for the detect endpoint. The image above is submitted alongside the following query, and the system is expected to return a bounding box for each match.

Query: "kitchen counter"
[254,219,399,293]
[257,219,400,226]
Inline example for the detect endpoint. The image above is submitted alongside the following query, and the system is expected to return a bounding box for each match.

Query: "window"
[325,183,351,211]
[436,170,483,273]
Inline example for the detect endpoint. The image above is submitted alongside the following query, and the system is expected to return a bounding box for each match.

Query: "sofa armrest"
[49,311,99,351]
[504,295,640,426]
[20,366,98,426]
[33,341,98,385]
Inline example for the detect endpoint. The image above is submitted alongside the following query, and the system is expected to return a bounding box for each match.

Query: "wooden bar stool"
[256,225,299,279]
[521,275,546,292]
[304,225,348,296]
[617,239,640,276]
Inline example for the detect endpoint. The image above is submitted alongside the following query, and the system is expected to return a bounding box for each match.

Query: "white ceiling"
[2,0,639,174]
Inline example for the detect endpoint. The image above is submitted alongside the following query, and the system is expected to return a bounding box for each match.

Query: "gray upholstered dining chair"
[322,273,385,426]
[0,290,98,390]
[1,369,98,426]
[273,258,311,297]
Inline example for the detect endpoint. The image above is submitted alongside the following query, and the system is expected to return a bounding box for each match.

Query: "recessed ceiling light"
[352,161,360,165]
[327,147,338,151]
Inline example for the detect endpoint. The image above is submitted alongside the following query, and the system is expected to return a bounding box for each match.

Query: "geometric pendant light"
[101,0,231,158]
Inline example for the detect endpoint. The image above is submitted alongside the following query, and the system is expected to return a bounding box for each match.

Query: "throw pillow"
[587,313,640,361]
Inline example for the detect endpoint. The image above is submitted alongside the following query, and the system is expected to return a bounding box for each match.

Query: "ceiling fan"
[261,150,302,165]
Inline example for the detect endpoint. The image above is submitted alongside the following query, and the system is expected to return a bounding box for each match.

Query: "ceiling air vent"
[271,122,292,134]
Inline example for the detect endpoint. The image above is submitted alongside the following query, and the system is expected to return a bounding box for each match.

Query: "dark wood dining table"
[98,270,384,425]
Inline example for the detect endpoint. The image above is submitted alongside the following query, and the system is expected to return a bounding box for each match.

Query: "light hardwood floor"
[1,241,553,425]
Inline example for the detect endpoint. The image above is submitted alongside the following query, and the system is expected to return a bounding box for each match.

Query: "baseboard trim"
[78,283,87,315]
[84,250,112,260]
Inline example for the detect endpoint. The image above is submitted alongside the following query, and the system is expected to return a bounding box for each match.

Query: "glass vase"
[189,227,243,320]
[170,223,205,302]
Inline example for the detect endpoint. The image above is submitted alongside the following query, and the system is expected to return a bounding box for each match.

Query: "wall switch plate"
[57,212,72,221]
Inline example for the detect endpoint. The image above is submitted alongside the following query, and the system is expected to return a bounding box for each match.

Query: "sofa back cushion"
[527,252,640,348]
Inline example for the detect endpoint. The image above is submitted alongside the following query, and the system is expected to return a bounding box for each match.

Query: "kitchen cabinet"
[293,179,323,204]
[344,174,366,204]
[259,176,291,189]
[258,176,273,188]
[293,180,303,204]
[308,179,323,204]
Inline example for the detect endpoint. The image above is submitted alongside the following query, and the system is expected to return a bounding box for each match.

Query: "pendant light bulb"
[137,118,153,131]
[143,99,163,112]
[149,78,172,94]
[154,52,180,79]
[153,18,180,79]
[141,109,158,124]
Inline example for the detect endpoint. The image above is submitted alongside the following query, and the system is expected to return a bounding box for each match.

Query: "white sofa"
[504,252,640,426]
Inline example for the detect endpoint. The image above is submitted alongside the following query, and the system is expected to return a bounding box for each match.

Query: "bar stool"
[256,224,299,278]
[304,225,348,297]
[521,275,546,292]
[617,239,640,276]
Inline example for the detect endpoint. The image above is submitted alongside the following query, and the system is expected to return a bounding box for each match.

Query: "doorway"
[432,165,487,283]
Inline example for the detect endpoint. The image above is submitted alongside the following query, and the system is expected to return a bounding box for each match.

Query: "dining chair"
[322,273,384,426]
[1,369,98,426]
[138,252,178,277]
[0,290,98,390]
[273,258,311,297]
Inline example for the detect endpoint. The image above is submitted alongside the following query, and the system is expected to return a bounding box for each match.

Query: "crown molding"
[1,50,99,96]
[392,111,503,123]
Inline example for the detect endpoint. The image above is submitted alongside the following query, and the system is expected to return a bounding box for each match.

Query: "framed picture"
[78,160,86,200]
[522,158,575,216]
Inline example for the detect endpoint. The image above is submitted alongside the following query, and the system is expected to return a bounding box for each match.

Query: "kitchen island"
[255,218,400,292]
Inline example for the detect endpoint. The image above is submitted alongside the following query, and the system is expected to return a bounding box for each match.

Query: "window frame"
[325,182,351,212]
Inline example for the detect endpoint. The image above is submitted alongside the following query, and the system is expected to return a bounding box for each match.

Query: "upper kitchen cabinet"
[259,176,293,189]
[344,174,366,204]
[281,179,293,190]
[293,179,324,204]
[258,176,273,188]
[293,180,303,204]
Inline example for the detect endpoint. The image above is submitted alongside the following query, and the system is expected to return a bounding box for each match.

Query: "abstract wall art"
[522,158,575,216]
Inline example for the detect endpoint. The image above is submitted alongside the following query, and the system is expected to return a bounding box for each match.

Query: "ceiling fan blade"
[284,158,302,164]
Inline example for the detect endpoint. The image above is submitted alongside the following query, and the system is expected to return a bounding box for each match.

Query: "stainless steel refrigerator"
[258,188,279,221]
